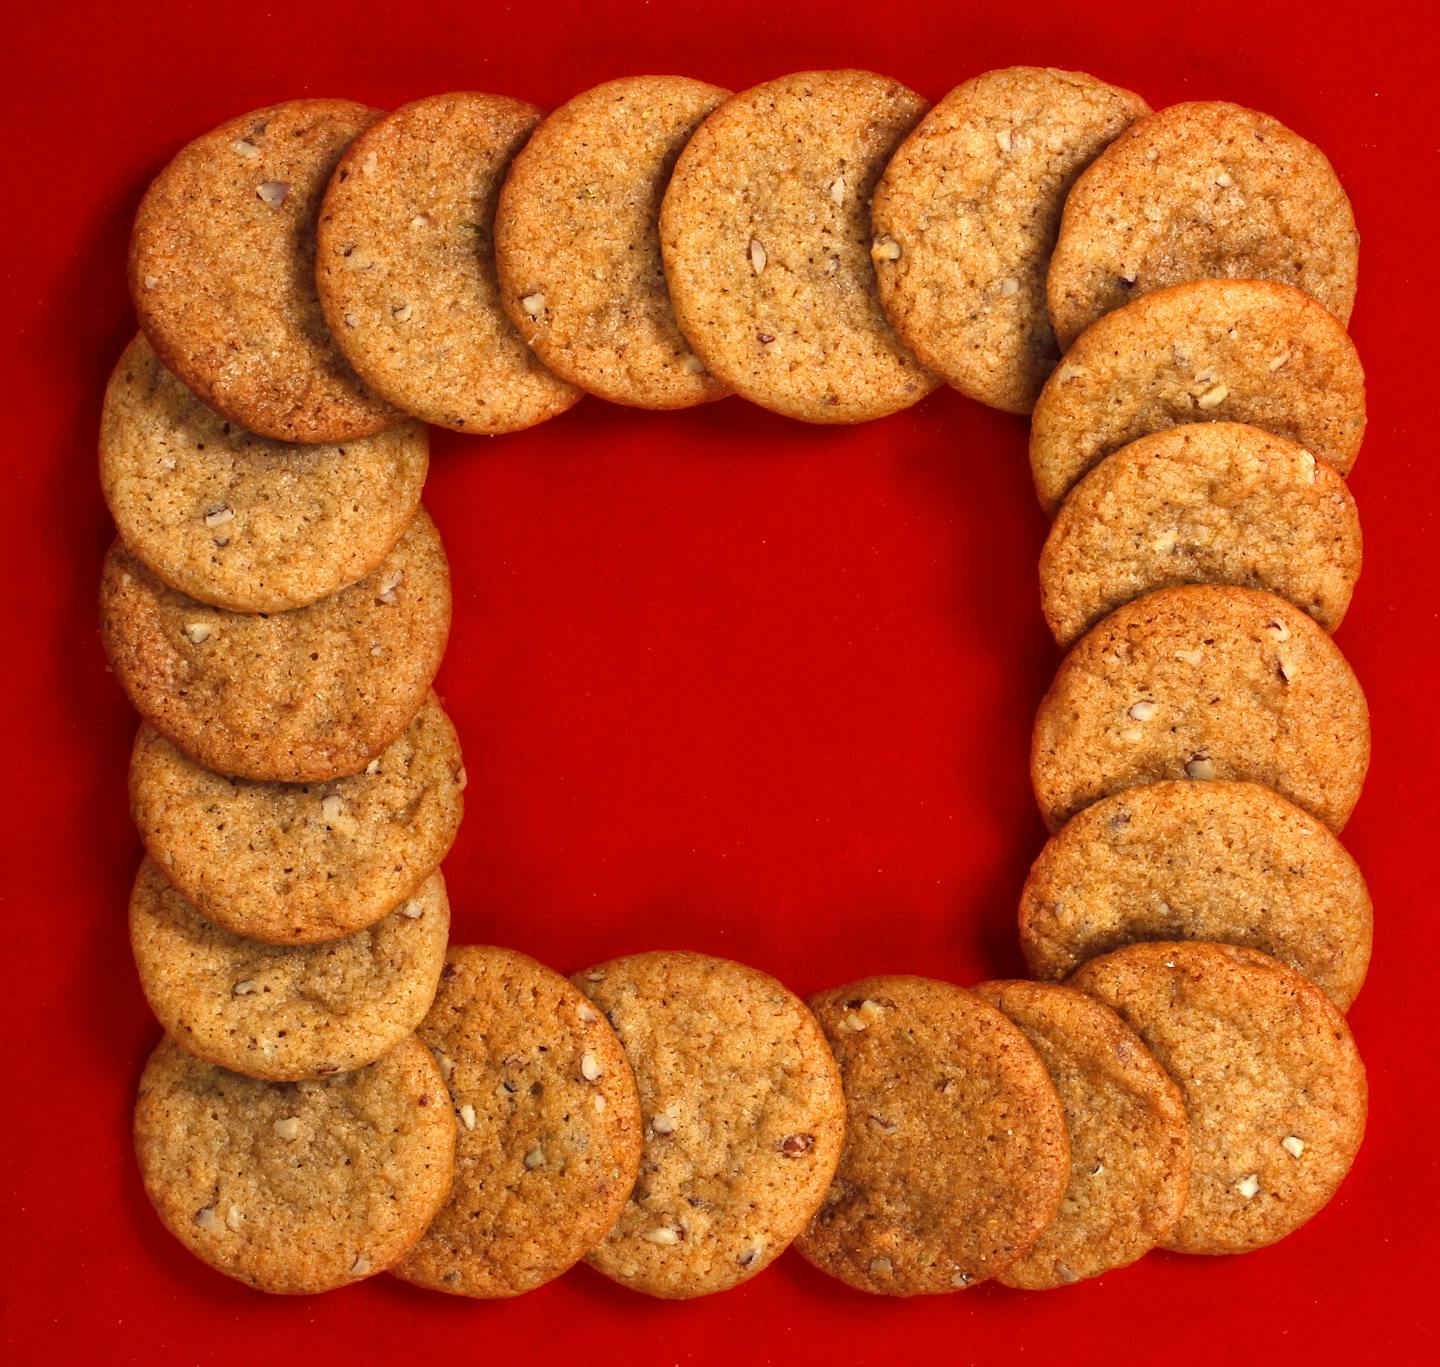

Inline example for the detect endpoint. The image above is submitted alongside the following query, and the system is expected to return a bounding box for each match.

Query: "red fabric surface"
[4,1,1438,1362]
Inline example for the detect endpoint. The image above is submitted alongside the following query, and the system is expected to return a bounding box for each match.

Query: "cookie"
[660,69,937,422]
[393,946,643,1297]
[131,859,450,1080]
[1031,585,1369,832]
[316,92,579,434]
[495,76,732,409]
[1019,780,1372,1010]
[99,334,429,613]
[1048,101,1359,350]
[1041,422,1362,646]
[129,692,464,943]
[130,100,401,443]
[133,1033,454,1293]
[101,509,451,783]
[973,980,1190,1288]
[572,951,844,1298]
[1029,279,1366,513]
[1069,942,1367,1254]
[871,67,1148,413]
[797,976,1069,1296]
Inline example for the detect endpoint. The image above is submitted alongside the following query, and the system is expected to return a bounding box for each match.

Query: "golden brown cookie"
[1019,780,1371,1010]
[101,510,451,783]
[1070,942,1367,1254]
[1030,279,1366,513]
[572,951,845,1298]
[134,1033,454,1293]
[130,859,450,1080]
[1041,423,1362,646]
[128,692,464,943]
[100,334,429,613]
[871,67,1148,413]
[130,99,401,443]
[496,76,732,409]
[1048,101,1359,350]
[974,980,1190,1288]
[797,976,1070,1295]
[393,945,643,1297]
[316,92,579,434]
[1031,586,1369,832]
[660,70,937,423]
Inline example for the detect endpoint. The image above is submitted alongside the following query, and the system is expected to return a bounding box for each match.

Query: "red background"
[4,1,1438,1362]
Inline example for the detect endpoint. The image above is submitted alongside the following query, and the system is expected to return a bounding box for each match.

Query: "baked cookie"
[101,509,450,783]
[134,1033,454,1293]
[797,976,1069,1296]
[660,70,937,422]
[1031,585,1369,832]
[496,76,732,409]
[1020,781,1372,1009]
[316,92,579,434]
[100,334,428,613]
[130,100,400,443]
[871,67,1148,413]
[973,980,1190,1288]
[1048,101,1359,350]
[1030,279,1366,513]
[129,692,464,943]
[131,860,450,1080]
[394,946,643,1297]
[1041,423,1362,646]
[1070,942,1367,1254]
[572,951,844,1298]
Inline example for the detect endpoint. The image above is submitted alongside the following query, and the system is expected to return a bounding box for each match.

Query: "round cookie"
[131,860,450,1080]
[1048,101,1359,350]
[871,67,1148,414]
[1041,423,1362,646]
[129,692,464,943]
[1019,780,1372,1010]
[660,69,938,423]
[973,980,1190,1289]
[1069,942,1367,1254]
[100,334,429,613]
[797,976,1070,1296]
[130,100,400,443]
[316,91,579,434]
[134,1033,455,1293]
[1030,279,1366,513]
[1031,585,1369,832]
[572,951,845,1298]
[496,76,732,409]
[393,945,643,1297]
[100,509,451,783]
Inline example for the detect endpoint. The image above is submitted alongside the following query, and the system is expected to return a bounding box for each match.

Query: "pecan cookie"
[872,67,1148,413]
[797,975,1069,1295]
[496,76,732,409]
[1030,279,1366,513]
[573,951,845,1298]
[1031,585,1370,831]
[130,99,400,442]
[131,860,450,1080]
[101,510,450,783]
[1048,101,1359,350]
[660,70,937,422]
[317,92,579,434]
[393,946,643,1297]
[100,334,428,612]
[1070,942,1367,1254]
[134,1033,454,1293]
[974,980,1190,1288]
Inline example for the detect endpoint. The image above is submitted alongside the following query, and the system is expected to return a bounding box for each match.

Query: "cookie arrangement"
[102,67,1371,1300]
